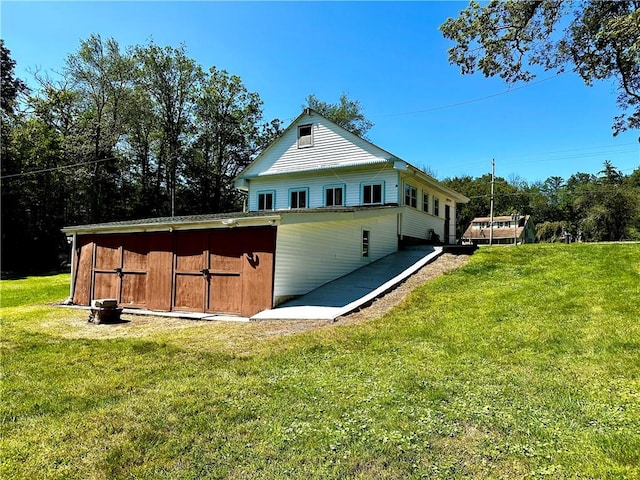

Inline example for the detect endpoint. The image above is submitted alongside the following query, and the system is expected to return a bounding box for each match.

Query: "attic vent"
[297,124,313,148]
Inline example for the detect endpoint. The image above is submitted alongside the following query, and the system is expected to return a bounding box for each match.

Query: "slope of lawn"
[1,243,639,479]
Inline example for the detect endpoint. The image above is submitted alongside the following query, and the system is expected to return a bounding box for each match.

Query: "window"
[362,230,370,257]
[289,188,307,209]
[257,191,275,211]
[324,185,344,207]
[423,193,429,213]
[362,183,383,205]
[297,124,313,148]
[404,184,417,208]
[433,197,440,217]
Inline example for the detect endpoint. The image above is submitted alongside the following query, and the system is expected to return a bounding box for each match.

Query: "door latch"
[200,268,210,278]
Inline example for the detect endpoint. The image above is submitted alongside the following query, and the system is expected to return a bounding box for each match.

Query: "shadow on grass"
[1,269,69,281]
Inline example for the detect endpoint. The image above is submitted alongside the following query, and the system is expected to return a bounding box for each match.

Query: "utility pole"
[489,159,495,246]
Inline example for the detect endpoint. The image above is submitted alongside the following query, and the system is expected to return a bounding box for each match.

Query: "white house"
[63,108,469,317]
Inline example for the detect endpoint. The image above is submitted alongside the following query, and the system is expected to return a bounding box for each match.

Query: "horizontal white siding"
[247,166,399,211]
[273,214,398,301]
[401,207,444,240]
[248,114,392,176]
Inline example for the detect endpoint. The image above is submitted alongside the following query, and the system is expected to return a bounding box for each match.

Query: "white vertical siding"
[273,214,398,301]
[247,167,399,211]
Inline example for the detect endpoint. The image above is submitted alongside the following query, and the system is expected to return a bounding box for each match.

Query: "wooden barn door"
[173,231,208,312]
[171,227,276,316]
[207,229,244,315]
[120,236,149,308]
[93,236,122,300]
[92,235,149,307]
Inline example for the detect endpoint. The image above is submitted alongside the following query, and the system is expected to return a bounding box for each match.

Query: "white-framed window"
[289,188,308,209]
[297,124,313,148]
[257,190,275,211]
[423,193,429,213]
[324,184,345,207]
[433,197,440,217]
[362,229,370,257]
[361,182,383,205]
[404,184,417,208]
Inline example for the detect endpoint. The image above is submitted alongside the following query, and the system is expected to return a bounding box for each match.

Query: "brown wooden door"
[207,230,244,315]
[173,231,208,312]
[93,234,150,306]
[93,235,122,300]
[240,227,277,316]
[120,235,149,308]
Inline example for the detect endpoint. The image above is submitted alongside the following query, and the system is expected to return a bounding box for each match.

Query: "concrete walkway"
[252,245,442,321]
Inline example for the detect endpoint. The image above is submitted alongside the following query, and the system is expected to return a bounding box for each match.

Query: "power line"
[0,156,118,180]
[467,186,639,199]
[375,73,565,119]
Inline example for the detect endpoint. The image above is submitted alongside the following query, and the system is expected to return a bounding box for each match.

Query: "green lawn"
[1,243,639,479]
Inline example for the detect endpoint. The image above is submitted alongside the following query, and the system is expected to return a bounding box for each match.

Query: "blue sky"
[2,1,639,183]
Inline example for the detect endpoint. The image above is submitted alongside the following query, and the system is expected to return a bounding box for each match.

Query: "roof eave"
[62,215,282,235]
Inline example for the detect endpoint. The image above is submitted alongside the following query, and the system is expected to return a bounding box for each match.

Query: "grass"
[1,243,639,479]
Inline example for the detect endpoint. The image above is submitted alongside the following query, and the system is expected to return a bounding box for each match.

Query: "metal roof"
[62,205,402,234]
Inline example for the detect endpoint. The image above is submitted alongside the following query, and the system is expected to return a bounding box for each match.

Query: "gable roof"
[235,108,469,203]
[236,108,399,180]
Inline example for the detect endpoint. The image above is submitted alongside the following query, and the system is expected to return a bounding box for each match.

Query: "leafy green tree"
[304,92,373,138]
[185,67,268,213]
[64,34,134,222]
[1,40,27,115]
[134,42,201,216]
[535,221,568,242]
[571,162,638,241]
[440,1,640,134]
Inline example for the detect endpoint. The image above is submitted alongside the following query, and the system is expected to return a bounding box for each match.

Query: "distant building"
[462,215,535,245]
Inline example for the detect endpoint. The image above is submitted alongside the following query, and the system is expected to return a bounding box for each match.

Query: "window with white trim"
[362,183,383,205]
[423,193,429,213]
[290,189,307,209]
[258,191,275,211]
[404,184,417,208]
[433,197,440,217]
[297,124,313,148]
[325,185,344,207]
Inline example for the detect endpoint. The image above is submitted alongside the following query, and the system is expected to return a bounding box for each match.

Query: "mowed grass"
[1,244,639,479]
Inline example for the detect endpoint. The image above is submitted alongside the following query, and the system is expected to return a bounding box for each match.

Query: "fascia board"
[62,215,282,235]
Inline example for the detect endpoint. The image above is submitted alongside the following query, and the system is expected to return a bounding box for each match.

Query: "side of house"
[62,108,469,317]
[235,109,467,245]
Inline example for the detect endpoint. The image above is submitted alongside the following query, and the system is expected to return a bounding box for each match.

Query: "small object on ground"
[88,298,123,325]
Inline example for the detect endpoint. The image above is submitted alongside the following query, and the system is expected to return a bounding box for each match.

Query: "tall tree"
[304,92,373,138]
[440,1,640,134]
[134,42,200,216]
[64,34,134,221]
[186,67,267,213]
[1,40,27,115]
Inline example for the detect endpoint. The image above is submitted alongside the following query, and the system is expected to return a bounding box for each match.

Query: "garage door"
[92,234,150,308]
[74,226,276,317]
[173,228,275,316]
